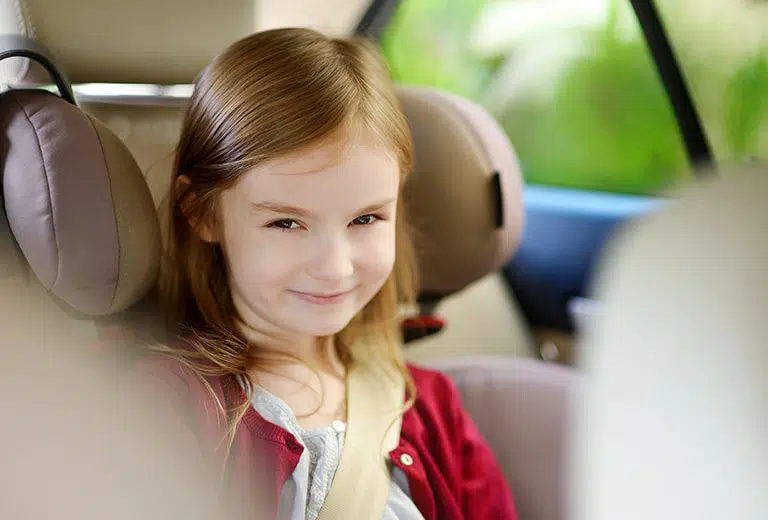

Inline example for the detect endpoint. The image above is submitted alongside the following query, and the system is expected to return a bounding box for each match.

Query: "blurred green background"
[380,0,768,195]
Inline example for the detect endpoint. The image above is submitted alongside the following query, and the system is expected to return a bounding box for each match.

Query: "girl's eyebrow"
[250,197,396,218]
[250,201,313,218]
[358,197,397,214]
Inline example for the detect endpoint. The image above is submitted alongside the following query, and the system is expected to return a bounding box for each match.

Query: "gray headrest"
[1,89,160,316]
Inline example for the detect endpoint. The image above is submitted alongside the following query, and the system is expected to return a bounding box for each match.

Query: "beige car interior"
[1,1,764,520]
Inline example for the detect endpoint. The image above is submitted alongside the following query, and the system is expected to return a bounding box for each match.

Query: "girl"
[138,27,516,520]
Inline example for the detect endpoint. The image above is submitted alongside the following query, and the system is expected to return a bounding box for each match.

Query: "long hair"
[153,28,419,456]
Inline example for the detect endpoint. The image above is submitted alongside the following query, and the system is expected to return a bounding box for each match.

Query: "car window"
[654,0,768,164]
[379,0,694,195]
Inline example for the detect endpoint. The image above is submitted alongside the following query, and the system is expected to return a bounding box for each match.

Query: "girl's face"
[206,128,400,342]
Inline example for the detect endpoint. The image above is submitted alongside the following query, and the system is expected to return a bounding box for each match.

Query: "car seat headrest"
[0,0,255,86]
[574,165,768,520]
[1,37,160,316]
[397,86,524,298]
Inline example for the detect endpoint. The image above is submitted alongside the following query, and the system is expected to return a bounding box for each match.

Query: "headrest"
[397,85,524,298]
[1,39,160,316]
[0,0,255,86]
[573,165,768,520]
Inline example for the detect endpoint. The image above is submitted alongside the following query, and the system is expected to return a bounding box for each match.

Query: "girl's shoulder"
[126,340,225,407]
[126,347,235,436]
[127,351,203,406]
[407,363,456,392]
[406,363,465,415]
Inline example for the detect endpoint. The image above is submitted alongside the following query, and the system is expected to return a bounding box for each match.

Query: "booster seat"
[1,3,579,519]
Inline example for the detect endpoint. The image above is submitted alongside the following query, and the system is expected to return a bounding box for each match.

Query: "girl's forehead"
[255,125,397,177]
[234,131,400,203]
[259,133,354,177]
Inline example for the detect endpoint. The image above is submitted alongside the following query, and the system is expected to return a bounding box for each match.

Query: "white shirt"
[249,385,425,520]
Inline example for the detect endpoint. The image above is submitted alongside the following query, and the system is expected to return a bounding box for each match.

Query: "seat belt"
[315,354,406,520]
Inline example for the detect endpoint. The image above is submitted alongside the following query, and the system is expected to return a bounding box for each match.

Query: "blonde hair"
[154,28,419,456]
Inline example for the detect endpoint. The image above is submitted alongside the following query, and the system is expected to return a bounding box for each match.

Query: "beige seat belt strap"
[315,356,405,520]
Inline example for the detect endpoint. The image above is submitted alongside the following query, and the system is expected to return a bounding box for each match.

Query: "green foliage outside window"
[380,0,767,195]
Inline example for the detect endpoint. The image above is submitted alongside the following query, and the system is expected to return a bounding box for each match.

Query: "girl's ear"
[176,175,218,243]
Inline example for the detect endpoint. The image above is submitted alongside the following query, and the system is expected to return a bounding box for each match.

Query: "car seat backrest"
[1,0,258,342]
[572,165,768,520]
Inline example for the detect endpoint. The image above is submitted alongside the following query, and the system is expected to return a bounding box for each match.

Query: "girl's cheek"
[222,227,306,282]
[353,225,397,273]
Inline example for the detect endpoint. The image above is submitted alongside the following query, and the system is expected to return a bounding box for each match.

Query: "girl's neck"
[244,335,348,429]
[235,318,348,428]
[240,324,341,371]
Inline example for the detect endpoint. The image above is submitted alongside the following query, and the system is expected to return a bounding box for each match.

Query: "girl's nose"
[307,233,354,282]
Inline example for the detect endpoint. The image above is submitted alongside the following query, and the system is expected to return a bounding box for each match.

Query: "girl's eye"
[268,219,301,230]
[351,214,380,226]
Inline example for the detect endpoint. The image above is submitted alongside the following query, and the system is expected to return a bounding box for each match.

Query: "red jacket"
[134,354,517,520]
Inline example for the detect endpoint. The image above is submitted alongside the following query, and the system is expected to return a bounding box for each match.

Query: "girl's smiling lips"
[289,288,357,305]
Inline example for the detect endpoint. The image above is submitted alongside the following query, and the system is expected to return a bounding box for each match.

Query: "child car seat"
[0,4,579,519]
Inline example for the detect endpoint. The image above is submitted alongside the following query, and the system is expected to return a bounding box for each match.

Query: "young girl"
[138,27,516,520]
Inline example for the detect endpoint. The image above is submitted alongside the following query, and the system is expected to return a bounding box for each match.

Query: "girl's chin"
[293,318,353,338]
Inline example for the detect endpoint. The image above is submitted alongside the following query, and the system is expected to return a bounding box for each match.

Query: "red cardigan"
[134,354,517,520]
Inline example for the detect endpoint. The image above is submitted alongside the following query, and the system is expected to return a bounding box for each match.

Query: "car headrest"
[398,86,524,298]
[1,37,160,316]
[0,0,255,86]
[572,165,768,520]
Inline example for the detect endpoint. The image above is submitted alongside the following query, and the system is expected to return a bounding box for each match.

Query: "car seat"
[571,165,768,520]
[0,3,580,520]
